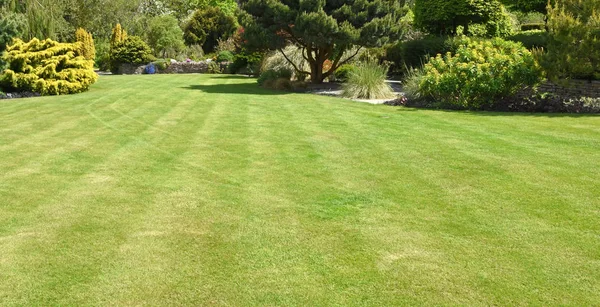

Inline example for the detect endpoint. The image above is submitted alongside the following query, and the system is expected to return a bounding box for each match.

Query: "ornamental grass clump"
[413,37,543,109]
[342,61,395,100]
[1,38,97,95]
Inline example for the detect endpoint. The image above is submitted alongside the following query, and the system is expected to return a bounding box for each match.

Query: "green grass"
[0,74,599,305]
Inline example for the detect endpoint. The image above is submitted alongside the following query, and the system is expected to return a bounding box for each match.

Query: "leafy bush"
[540,0,600,80]
[182,44,204,61]
[521,23,545,31]
[410,37,543,109]
[183,7,237,53]
[206,61,222,74]
[400,36,461,69]
[0,9,26,70]
[147,15,185,57]
[217,51,234,63]
[75,28,95,60]
[110,36,154,74]
[257,68,292,86]
[95,39,110,71]
[506,30,548,50]
[229,51,263,75]
[332,64,357,82]
[0,38,98,95]
[414,0,513,36]
[342,61,395,99]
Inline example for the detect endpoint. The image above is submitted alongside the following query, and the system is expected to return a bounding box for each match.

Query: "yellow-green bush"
[406,37,543,109]
[75,28,95,61]
[1,38,98,95]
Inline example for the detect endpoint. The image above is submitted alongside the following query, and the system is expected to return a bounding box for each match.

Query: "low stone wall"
[161,62,209,74]
[116,62,213,74]
[537,79,600,99]
[117,64,146,75]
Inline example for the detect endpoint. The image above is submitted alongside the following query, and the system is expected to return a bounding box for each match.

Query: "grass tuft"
[342,61,395,99]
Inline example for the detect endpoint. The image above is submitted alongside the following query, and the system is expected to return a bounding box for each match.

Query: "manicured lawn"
[0,74,599,305]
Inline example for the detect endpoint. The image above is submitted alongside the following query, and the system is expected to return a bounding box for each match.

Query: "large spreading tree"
[241,0,407,84]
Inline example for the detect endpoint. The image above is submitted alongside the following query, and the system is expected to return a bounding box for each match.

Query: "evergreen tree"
[241,0,407,84]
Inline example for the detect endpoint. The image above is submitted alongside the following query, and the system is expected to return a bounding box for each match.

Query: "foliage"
[229,51,263,75]
[206,61,222,74]
[400,36,462,69]
[342,61,395,99]
[411,37,543,109]
[414,0,514,37]
[216,51,234,63]
[257,68,292,86]
[521,23,545,31]
[215,37,236,53]
[110,23,127,50]
[147,15,185,57]
[333,64,357,82]
[501,0,553,14]
[0,38,97,95]
[110,36,154,73]
[241,0,407,83]
[183,7,237,53]
[540,0,600,80]
[262,46,309,79]
[506,30,548,50]
[0,8,26,70]
[75,28,95,60]
[95,39,110,71]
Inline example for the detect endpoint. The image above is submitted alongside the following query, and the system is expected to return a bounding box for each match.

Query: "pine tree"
[241,0,407,84]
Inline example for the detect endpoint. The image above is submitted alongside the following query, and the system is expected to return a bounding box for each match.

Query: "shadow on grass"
[181,83,292,95]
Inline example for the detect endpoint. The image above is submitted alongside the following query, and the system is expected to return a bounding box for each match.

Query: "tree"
[183,7,237,53]
[147,15,185,57]
[414,0,511,36]
[241,0,407,84]
[75,28,95,60]
[501,0,553,14]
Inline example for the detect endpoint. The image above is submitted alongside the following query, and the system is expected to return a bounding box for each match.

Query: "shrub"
[0,38,98,95]
[182,44,204,61]
[411,37,543,109]
[110,36,154,74]
[332,64,357,82]
[95,39,110,71]
[0,9,26,70]
[183,7,237,53]
[217,51,234,63]
[414,0,513,36]
[506,30,548,50]
[147,15,185,57]
[206,61,222,74]
[400,36,461,69]
[540,0,600,80]
[521,23,545,31]
[342,61,395,100]
[75,28,95,61]
[257,68,292,86]
[229,51,263,75]
[110,23,127,50]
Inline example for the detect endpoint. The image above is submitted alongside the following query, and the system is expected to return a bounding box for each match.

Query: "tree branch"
[277,48,310,75]
[324,46,362,78]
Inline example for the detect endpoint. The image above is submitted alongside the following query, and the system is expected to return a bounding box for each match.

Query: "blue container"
[145,63,156,74]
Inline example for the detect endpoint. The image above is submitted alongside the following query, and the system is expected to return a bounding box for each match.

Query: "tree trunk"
[310,61,324,84]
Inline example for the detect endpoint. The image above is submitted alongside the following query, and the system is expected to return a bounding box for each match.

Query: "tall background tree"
[241,0,407,83]
[414,0,513,37]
